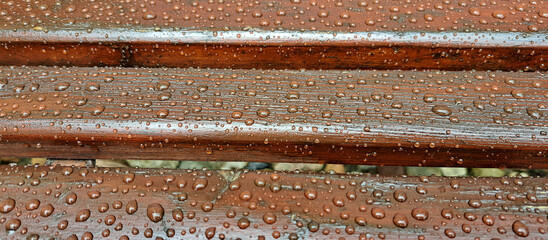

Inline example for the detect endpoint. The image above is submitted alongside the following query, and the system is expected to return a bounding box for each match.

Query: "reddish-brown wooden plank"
[0,165,546,239]
[0,0,546,70]
[2,0,545,32]
[0,66,546,168]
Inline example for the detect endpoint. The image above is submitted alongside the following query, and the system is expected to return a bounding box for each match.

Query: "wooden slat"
[0,0,546,70]
[0,66,546,168]
[0,165,546,239]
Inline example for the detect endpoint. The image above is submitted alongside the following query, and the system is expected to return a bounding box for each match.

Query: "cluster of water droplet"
[0,165,546,239]
[0,0,545,32]
[0,67,545,166]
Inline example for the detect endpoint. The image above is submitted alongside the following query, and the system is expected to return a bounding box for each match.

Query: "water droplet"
[232,111,243,119]
[511,90,525,99]
[126,200,138,214]
[25,199,40,211]
[147,203,165,223]
[239,191,253,201]
[256,108,270,118]
[468,199,482,208]
[158,92,172,101]
[441,208,453,219]
[431,105,452,116]
[75,97,88,106]
[393,191,407,202]
[123,173,135,183]
[526,108,543,119]
[393,213,408,228]
[143,13,157,20]
[332,197,345,207]
[237,218,250,229]
[57,220,68,230]
[172,208,184,221]
[193,178,208,190]
[423,94,436,103]
[512,220,529,237]
[304,189,317,200]
[322,110,333,118]
[66,192,77,204]
[482,214,495,226]
[54,82,70,91]
[156,109,169,118]
[91,106,105,116]
[468,7,481,16]
[85,83,100,91]
[492,10,506,19]
[444,229,456,238]
[411,208,428,220]
[371,207,385,219]
[205,227,216,239]
[263,212,277,224]
[356,107,367,116]
[156,81,170,91]
[40,204,55,217]
[5,219,21,231]
[75,209,91,222]
[0,198,16,213]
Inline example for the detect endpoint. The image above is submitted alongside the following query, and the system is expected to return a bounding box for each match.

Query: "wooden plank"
[0,0,546,70]
[0,66,546,168]
[0,165,546,239]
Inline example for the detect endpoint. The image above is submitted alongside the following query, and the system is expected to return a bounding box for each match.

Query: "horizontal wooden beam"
[2,0,545,33]
[0,66,546,168]
[0,165,546,239]
[0,0,546,70]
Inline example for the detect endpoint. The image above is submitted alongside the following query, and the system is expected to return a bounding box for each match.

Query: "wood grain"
[0,0,546,70]
[0,165,546,239]
[0,66,546,168]
[2,0,545,32]
[0,0,547,238]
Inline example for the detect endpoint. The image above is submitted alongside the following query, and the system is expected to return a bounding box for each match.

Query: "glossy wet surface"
[0,165,547,239]
[1,0,546,33]
[0,0,546,70]
[0,67,546,167]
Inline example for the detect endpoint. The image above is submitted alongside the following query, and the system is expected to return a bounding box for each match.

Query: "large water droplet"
[147,203,165,223]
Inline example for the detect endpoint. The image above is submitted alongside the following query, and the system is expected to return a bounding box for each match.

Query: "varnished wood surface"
[0,1,547,238]
[0,66,546,168]
[2,42,545,71]
[2,0,547,32]
[0,0,546,70]
[0,165,546,239]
